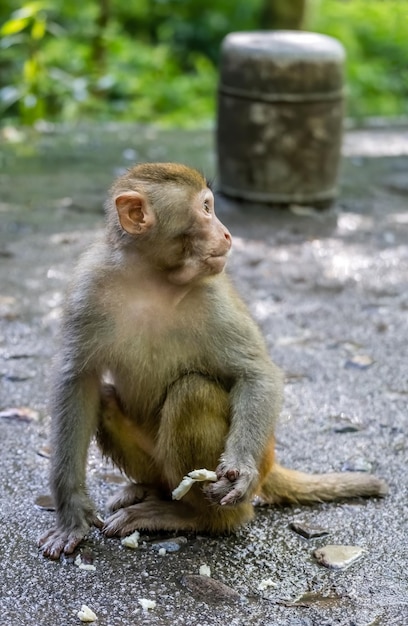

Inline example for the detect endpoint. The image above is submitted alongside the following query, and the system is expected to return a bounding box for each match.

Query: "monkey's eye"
[203,200,212,214]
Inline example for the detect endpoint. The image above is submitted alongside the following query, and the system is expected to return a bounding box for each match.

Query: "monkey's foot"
[107,482,159,512]
[39,514,103,560]
[102,499,197,536]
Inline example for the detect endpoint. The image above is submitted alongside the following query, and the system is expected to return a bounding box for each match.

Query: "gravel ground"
[0,125,407,626]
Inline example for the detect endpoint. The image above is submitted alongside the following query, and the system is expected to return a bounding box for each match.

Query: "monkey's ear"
[115,192,156,235]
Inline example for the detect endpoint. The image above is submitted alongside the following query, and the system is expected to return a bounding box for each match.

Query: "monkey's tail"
[258,463,388,505]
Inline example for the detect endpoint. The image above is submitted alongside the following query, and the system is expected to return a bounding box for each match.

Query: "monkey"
[38,163,387,560]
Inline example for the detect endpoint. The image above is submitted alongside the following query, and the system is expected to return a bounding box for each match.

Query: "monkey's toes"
[107,483,148,512]
[38,528,85,560]
[102,509,138,538]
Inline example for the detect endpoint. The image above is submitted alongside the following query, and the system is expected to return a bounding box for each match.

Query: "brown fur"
[39,163,387,560]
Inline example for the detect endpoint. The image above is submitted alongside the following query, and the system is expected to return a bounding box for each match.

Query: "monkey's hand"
[38,497,102,560]
[206,458,259,506]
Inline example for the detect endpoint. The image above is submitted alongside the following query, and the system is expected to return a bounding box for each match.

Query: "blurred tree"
[92,0,109,71]
[1,0,408,125]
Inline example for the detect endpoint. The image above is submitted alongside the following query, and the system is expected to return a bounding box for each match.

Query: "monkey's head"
[107,163,232,285]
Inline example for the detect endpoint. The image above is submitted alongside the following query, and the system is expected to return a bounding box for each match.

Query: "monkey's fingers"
[220,487,244,506]
[205,477,239,505]
[216,465,240,482]
[209,461,259,505]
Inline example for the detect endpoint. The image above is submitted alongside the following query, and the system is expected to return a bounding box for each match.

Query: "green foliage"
[0,0,263,126]
[311,0,408,118]
[1,0,408,126]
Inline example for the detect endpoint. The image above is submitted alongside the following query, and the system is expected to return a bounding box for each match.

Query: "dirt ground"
[0,124,407,625]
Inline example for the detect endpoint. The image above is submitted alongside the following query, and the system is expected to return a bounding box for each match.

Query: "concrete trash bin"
[217,31,345,206]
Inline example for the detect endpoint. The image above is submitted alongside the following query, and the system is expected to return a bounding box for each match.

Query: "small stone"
[37,445,51,459]
[290,521,330,539]
[332,413,363,433]
[345,354,374,370]
[341,458,373,473]
[158,548,166,556]
[288,591,342,607]
[314,545,365,569]
[181,575,241,602]
[0,406,39,422]
[34,494,55,511]
[151,537,187,553]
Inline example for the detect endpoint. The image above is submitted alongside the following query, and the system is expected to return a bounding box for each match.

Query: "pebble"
[287,591,342,607]
[314,544,365,569]
[37,445,51,459]
[332,413,363,433]
[0,406,39,422]
[151,536,187,553]
[34,494,55,511]
[181,575,241,602]
[341,458,373,472]
[290,521,330,539]
[345,354,374,370]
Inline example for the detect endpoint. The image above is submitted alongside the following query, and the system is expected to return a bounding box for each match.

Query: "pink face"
[114,184,232,286]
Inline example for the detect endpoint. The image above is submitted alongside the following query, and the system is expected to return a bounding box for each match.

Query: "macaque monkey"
[39,163,387,560]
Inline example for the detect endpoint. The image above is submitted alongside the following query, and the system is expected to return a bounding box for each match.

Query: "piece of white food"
[257,578,276,591]
[77,605,97,622]
[138,599,156,611]
[199,564,211,577]
[74,555,96,571]
[172,468,217,500]
[121,530,140,549]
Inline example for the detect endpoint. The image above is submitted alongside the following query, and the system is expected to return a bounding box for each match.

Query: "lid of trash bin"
[219,31,345,99]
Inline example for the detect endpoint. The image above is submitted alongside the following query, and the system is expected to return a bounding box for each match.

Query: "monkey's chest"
[108,307,207,414]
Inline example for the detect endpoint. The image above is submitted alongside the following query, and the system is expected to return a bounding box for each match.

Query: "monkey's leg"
[103,374,255,537]
[97,384,164,512]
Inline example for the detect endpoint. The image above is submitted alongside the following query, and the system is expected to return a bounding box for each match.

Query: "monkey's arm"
[208,359,283,505]
[206,292,284,505]
[38,282,107,559]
